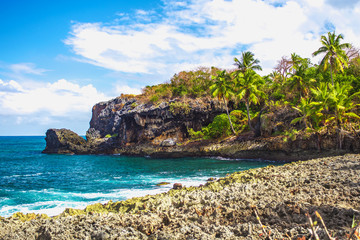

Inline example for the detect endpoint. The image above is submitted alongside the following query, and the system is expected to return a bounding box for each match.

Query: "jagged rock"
[160,138,176,147]
[156,182,170,186]
[86,97,226,143]
[42,129,86,154]
[172,183,183,190]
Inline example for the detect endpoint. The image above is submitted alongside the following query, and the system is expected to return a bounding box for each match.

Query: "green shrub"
[169,102,191,115]
[188,128,204,140]
[149,95,159,103]
[202,114,236,139]
[130,102,138,109]
[105,133,118,138]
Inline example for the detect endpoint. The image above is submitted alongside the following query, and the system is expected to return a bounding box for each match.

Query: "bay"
[0,136,278,217]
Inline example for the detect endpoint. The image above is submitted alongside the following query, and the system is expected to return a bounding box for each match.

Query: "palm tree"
[234,69,265,132]
[291,97,317,129]
[210,70,236,134]
[324,82,360,149]
[312,31,351,86]
[329,83,360,128]
[234,51,262,73]
[287,55,315,99]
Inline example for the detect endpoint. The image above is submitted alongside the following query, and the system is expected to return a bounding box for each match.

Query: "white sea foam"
[2,173,43,179]
[0,200,94,217]
[0,176,213,218]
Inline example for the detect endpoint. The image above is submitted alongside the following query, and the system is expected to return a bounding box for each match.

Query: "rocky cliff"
[43,97,229,154]
[43,96,360,160]
[85,97,226,144]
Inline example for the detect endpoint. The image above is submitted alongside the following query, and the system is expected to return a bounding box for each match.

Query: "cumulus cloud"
[0,79,24,93]
[65,0,360,76]
[0,79,109,116]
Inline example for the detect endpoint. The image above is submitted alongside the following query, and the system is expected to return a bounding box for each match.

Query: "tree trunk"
[245,99,254,131]
[330,64,334,86]
[223,96,236,134]
[254,109,263,137]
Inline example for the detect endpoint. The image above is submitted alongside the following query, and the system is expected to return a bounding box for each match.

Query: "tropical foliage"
[134,32,360,146]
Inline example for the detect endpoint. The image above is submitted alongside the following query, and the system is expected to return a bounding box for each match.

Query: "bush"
[149,95,159,103]
[202,114,236,139]
[105,133,118,138]
[169,102,191,115]
[188,128,204,140]
[131,102,138,109]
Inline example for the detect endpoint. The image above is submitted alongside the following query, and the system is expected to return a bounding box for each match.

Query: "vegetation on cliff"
[132,32,360,145]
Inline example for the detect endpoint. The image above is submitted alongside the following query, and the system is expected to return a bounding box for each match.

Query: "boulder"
[160,139,176,147]
[172,183,183,190]
[42,129,86,154]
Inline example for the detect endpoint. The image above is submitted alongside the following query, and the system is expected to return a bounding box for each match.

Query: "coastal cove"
[0,136,278,218]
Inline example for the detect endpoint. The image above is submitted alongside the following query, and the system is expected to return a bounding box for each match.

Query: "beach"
[1,153,359,239]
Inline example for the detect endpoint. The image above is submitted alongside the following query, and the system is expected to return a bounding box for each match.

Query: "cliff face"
[85,97,226,145]
[43,96,360,159]
[43,97,229,154]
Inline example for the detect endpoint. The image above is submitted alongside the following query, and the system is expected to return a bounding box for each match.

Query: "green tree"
[327,83,360,148]
[210,70,236,134]
[234,51,262,73]
[234,69,265,132]
[287,54,315,99]
[291,97,321,130]
[312,31,351,86]
[329,83,360,128]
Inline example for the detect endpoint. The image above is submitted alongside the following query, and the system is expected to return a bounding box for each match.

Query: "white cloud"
[0,79,24,93]
[9,63,47,75]
[0,79,109,117]
[65,0,360,76]
[114,84,142,95]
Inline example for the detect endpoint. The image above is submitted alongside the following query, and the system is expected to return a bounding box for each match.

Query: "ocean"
[0,136,278,218]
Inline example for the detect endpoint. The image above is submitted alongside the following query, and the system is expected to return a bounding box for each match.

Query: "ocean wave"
[2,173,43,179]
[0,176,213,218]
[0,200,100,218]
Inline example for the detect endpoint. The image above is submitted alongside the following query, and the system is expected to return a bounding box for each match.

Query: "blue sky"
[1,0,360,135]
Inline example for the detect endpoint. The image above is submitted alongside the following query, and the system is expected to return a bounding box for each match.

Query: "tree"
[287,54,315,99]
[234,69,265,134]
[326,83,360,148]
[234,51,262,73]
[328,83,360,129]
[312,31,351,86]
[274,56,292,80]
[291,97,319,130]
[210,70,236,134]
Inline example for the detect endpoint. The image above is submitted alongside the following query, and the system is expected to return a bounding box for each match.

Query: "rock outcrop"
[43,97,229,155]
[86,97,226,144]
[43,96,360,160]
[43,129,87,154]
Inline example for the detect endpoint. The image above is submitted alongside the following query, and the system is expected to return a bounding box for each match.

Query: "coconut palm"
[325,83,360,148]
[291,97,317,129]
[312,31,351,86]
[234,69,265,132]
[287,55,315,99]
[234,51,262,73]
[329,83,360,128]
[210,70,236,134]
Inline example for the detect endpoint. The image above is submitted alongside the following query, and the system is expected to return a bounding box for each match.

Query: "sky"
[1,0,360,136]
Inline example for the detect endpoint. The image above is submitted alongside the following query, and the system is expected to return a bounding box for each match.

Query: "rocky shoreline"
[1,154,359,239]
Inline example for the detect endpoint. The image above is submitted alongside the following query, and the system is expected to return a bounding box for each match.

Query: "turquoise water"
[0,136,278,217]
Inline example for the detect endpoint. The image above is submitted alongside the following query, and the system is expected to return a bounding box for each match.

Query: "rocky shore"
[1,154,359,239]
